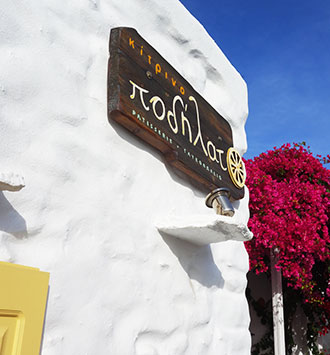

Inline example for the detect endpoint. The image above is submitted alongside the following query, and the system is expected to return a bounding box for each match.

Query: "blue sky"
[179,0,330,160]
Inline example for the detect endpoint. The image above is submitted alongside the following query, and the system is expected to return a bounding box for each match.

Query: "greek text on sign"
[107,27,245,199]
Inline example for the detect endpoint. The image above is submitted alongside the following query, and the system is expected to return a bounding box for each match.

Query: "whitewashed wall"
[0,1,251,354]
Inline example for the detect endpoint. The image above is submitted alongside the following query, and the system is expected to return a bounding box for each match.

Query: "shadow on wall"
[108,116,208,199]
[160,231,224,289]
[0,192,27,238]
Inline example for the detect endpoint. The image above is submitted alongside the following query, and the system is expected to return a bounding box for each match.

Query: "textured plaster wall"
[0,1,251,354]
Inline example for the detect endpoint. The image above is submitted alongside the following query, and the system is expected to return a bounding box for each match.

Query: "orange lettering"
[129,38,135,49]
[171,78,177,87]
[155,63,161,74]
[148,55,152,64]
[180,86,185,95]
[140,46,143,56]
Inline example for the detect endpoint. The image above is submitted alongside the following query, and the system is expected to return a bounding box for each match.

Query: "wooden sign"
[107,27,245,200]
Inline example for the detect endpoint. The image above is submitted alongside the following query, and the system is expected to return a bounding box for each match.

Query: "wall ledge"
[0,173,25,192]
[156,214,253,245]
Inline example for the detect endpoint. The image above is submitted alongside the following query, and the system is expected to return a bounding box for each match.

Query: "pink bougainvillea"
[244,143,330,332]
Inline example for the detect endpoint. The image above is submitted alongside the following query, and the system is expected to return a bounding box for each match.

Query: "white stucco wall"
[0,1,251,354]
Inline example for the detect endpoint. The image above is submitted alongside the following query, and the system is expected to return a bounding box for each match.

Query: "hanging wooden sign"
[107,27,245,200]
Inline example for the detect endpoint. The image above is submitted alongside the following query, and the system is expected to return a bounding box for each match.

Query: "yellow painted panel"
[0,313,24,355]
[0,262,49,355]
[0,326,8,352]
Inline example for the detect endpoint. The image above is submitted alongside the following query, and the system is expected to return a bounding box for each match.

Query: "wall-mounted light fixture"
[205,188,235,217]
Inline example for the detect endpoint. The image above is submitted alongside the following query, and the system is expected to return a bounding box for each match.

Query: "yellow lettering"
[155,63,161,74]
[190,96,208,157]
[129,80,150,111]
[181,103,192,143]
[129,38,135,49]
[140,46,143,56]
[165,72,168,79]
[216,149,227,171]
[182,112,192,143]
[148,55,152,64]
[167,96,183,134]
[171,78,177,87]
[180,86,185,95]
[150,96,166,121]
[207,141,217,162]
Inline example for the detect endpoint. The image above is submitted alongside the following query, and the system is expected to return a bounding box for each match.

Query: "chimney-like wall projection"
[0,1,251,354]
